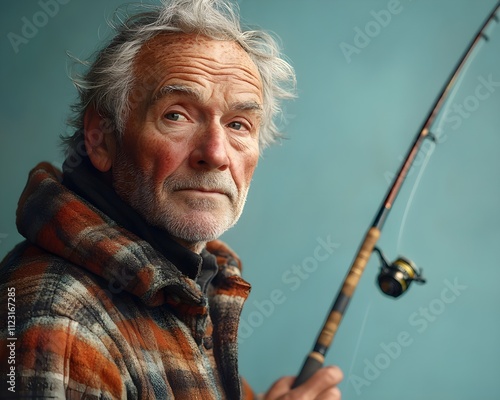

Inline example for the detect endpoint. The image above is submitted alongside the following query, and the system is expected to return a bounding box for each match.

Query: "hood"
[16,162,208,307]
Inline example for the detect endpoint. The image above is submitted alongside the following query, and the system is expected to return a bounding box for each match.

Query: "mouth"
[177,187,230,198]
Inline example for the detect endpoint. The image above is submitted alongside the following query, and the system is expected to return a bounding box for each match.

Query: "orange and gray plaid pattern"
[0,163,255,399]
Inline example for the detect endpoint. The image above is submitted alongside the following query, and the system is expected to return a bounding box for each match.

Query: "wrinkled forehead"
[131,32,263,97]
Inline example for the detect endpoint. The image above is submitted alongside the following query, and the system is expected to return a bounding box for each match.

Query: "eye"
[164,112,187,122]
[228,121,243,130]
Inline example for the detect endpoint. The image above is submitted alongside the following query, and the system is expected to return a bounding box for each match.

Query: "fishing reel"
[373,247,426,298]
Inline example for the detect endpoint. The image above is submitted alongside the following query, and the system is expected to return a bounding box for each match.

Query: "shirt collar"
[62,156,210,281]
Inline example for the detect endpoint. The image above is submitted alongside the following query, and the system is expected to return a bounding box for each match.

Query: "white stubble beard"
[112,152,249,247]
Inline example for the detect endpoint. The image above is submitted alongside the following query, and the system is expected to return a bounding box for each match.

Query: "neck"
[173,237,207,254]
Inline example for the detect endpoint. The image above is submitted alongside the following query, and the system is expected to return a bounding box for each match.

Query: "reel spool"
[373,247,426,297]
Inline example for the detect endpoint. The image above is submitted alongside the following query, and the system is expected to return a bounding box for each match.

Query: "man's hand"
[263,366,343,400]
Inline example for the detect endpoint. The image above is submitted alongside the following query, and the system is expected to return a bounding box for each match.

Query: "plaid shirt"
[0,162,255,399]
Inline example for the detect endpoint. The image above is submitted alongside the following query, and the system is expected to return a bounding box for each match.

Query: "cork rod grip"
[317,227,380,349]
[292,227,380,389]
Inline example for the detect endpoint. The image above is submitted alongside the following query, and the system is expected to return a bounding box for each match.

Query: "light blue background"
[1,1,499,399]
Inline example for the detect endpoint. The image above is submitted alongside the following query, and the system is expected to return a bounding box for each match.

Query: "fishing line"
[346,303,372,381]
[396,39,489,251]
[396,141,435,251]
[433,40,487,140]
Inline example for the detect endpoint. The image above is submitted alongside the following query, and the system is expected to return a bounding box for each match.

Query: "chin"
[160,210,238,243]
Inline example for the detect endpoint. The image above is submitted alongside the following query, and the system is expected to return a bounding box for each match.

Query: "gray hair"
[62,0,296,154]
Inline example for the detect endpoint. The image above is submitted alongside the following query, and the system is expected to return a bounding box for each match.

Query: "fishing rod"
[293,1,500,387]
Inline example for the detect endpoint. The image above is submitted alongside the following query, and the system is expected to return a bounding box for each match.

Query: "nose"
[189,122,230,171]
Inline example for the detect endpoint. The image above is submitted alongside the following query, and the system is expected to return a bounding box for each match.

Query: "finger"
[264,376,295,399]
[316,386,342,400]
[327,365,343,385]
[291,366,343,399]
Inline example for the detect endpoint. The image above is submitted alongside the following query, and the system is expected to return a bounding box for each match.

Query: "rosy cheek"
[147,138,190,185]
[119,130,166,181]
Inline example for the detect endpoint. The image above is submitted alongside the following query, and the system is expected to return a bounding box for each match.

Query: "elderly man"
[0,0,343,398]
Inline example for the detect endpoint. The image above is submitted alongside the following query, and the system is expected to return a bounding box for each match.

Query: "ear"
[84,106,116,172]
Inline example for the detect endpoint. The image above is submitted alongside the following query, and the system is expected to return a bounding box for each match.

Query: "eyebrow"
[230,100,263,116]
[152,84,263,116]
[152,84,203,104]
